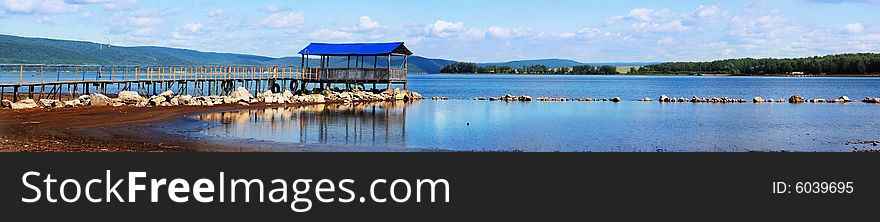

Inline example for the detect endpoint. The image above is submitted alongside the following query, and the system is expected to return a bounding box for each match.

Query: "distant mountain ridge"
[0,34,655,73]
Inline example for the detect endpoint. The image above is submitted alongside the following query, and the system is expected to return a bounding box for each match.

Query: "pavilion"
[298,42,412,90]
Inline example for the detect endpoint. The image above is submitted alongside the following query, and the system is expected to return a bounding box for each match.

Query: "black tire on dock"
[270,82,281,93]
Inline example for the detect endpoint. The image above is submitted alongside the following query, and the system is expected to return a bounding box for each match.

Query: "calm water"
[195,75,880,152]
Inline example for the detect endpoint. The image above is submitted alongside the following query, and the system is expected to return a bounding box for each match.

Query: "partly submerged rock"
[788,95,805,103]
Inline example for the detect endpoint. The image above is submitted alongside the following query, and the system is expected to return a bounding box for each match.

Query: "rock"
[158,90,175,98]
[863,97,880,103]
[282,90,294,99]
[839,96,851,102]
[89,94,112,107]
[170,97,180,106]
[299,94,325,103]
[1,99,12,108]
[641,97,653,101]
[264,95,276,103]
[77,95,91,105]
[394,91,406,100]
[659,95,669,102]
[409,91,423,100]
[230,87,254,102]
[179,95,193,105]
[788,95,805,103]
[753,97,765,103]
[63,100,82,107]
[118,91,144,104]
[149,96,167,106]
[38,99,62,108]
[610,97,621,102]
[10,99,38,109]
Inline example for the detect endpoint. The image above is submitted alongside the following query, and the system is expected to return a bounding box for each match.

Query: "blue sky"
[1,0,879,62]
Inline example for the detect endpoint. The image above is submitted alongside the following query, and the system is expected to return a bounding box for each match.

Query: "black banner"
[1,153,877,221]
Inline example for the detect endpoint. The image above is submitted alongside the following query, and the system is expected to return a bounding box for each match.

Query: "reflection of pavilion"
[197,102,410,147]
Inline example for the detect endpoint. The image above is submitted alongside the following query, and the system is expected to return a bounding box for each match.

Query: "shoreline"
[426,73,880,77]
[0,101,447,152]
[0,103,267,152]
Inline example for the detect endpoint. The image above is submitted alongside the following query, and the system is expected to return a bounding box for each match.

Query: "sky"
[1,0,879,62]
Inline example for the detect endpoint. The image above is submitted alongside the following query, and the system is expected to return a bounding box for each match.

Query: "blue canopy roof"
[298,42,413,56]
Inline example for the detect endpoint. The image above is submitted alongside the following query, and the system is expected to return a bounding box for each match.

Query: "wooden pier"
[1,42,412,102]
[0,64,408,102]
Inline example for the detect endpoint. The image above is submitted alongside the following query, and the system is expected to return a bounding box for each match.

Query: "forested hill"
[0,34,454,73]
[632,53,880,75]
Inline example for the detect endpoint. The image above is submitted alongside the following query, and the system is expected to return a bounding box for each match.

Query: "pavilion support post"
[387,55,392,90]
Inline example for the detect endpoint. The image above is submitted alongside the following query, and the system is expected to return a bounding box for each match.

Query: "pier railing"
[0,64,305,86]
[302,68,407,82]
[1,64,407,86]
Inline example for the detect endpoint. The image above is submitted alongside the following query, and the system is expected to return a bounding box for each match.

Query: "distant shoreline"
[428,73,880,77]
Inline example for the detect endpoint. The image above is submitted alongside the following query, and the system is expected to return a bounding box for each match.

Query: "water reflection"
[197,102,412,148]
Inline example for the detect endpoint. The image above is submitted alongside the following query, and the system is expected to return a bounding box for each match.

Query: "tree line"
[440,62,619,74]
[631,53,880,75]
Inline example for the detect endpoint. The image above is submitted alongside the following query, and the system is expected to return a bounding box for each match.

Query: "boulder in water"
[753,97,765,103]
[788,95,805,103]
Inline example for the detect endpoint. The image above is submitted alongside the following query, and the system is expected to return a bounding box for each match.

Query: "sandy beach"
[0,103,294,152]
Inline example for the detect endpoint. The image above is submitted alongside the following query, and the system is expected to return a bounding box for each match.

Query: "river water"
[193,74,880,152]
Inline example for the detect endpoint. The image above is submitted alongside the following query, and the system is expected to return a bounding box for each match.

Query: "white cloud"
[1,0,81,14]
[104,0,136,10]
[626,8,654,21]
[631,21,689,32]
[309,29,352,41]
[257,12,304,28]
[844,23,864,33]
[424,20,465,38]
[354,16,379,31]
[463,28,486,39]
[183,22,204,33]
[695,5,721,17]
[487,26,511,39]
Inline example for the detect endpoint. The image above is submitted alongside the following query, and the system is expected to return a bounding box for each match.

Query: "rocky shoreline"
[439,94,880,104]
[0,87,423,110]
